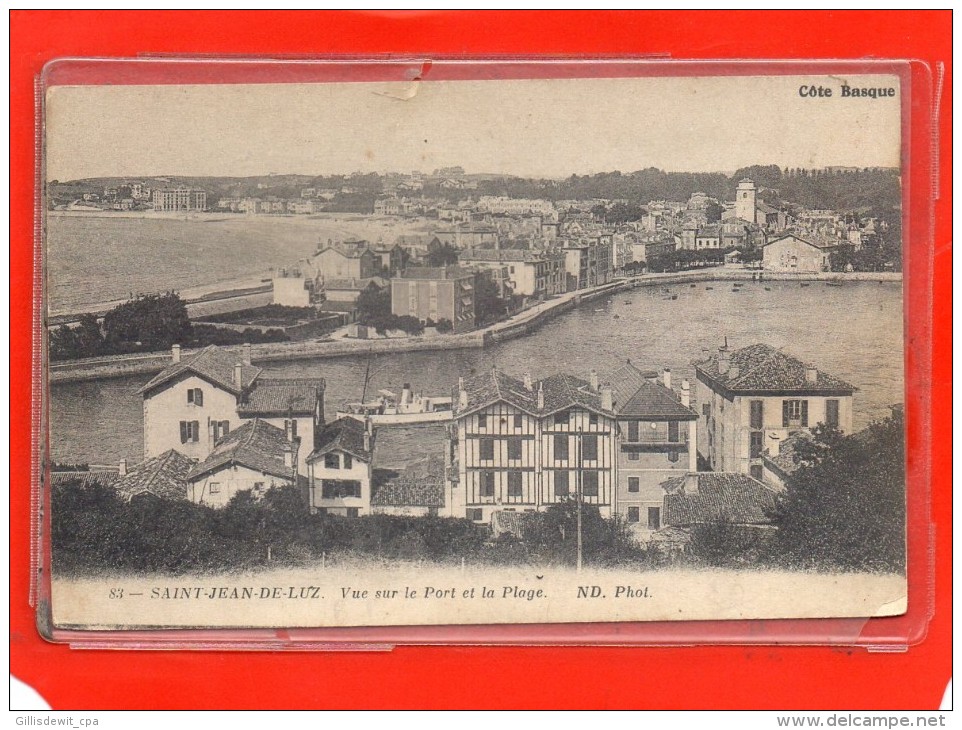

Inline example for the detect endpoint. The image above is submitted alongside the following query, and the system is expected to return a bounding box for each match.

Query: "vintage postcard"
[43,70,907,630]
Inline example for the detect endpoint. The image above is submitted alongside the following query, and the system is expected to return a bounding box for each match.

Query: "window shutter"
[187,389,194,404]
[782,401,790,427]
[192,421,200,442]
[221,421,230,436]
[800,400,809,427]
[180,421,188,443]
[195,389,203,406]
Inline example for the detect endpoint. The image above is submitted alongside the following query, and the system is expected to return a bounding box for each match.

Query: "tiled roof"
[459,249,559,264]
[138,345,261,396]
[114,449,195,501]
[491,510,538,539]
[662,473,778,527]
[695,343,856,393]
[455,369,614,419]
[315,242,373,259]
[398,266,475,281]
[50,470,119,489]
[319,301,358,313]
[371,455,445,507]
[603,362,696,420]
[188,419,297,482]
[236,378,324,417]
[762,430,814,477]
[370,425,447,472]
[697,224,722,237]
[307,417,373,463]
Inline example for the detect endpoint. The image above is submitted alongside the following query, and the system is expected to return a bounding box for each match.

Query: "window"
[346,508,360,518]
[826,399,840,428]
[321,480,361,499]
[480,472,495,497]
[628,477,640,493]
[628,451,639,461]
[782,399,809,427]
[507,472,523,497]
[179,420,200,443]
[507,437,522,461]
[479,438,495,461]
[582,434,598,462]
[589,412,598,426]
[467,508,483,522]
[513,414,523,429]
[208,482,220,495]
[253,481,265,493]
[750,465,764,480]
[582,471,599,497]
[186,388,203,406]
[627,506,640,523]
[554,434,569,461]
[750,431,764,458]
[554,471,569,497]
[627,421,639,442]
[478,413,488,430]
[343,454,353,469]
[648,507,661,531]
[324,453,340,469]
[750,400,764,429]
[668,421,680,443]
[554,411,568,426]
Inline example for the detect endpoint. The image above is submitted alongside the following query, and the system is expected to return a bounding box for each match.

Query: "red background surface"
[10,10,952,709]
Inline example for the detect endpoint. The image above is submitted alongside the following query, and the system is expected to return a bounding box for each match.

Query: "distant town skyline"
[46,75,902,181]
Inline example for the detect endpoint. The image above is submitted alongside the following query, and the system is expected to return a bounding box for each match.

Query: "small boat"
[764,287,771,291]
[826,281,844,287]
[337,384,453,426]
[671,294,678,300]
[624,300,631,304]
[613,314,620,319]
[800,283,810,287]
[705,286,713,291]
[690,284,696,288]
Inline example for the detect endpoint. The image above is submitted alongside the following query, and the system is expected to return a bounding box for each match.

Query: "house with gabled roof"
[449,367,619,522]
[694,343,855,479]
[604,361,698,535]
[306,417,375,516]
[661,472,780,530]
[138,344,324,470]
[187,418,301,508]
[113,449,196,502]
[762,233,838,272]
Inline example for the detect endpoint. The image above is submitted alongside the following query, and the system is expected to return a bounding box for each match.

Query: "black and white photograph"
[43,72,907,629]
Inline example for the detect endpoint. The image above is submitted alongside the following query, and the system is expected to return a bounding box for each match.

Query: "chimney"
[364,419,373,452]
[523,372,533,391]
[662,368,671,391]
[805,363,818,385]
[729,365,740,379]
[233,363,243,389]
[458,377,468,411]
[284,420,293,442]
[684,472,700,494]
[601,387,613,412]
[401,383,412,406]
[118,458,127,477]
[171,344,181,363]
[680,379,691,408]
[243,342,252,366]
[283,444,293,469]
[589,369,599,392]
[718,347,731,375]
[768,433,782,457]
[537,382,545,411]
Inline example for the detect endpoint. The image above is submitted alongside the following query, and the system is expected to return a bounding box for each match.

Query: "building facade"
[151,187,207,212]
[390,266,477,333]
[306,417,375,516]
[762,234,837,273]
[694,343,855,479]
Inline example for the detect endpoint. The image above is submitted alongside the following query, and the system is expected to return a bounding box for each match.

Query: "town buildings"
[762,233,838,273]
[306,417,375,516]
[151,187,207,212]
[311,239,379,282]
[457,248,566,299]
[390,266,478,333]
[694,343,855,479]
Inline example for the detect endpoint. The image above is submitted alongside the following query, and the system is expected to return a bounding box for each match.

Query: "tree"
[356,283,391,325]
[101,292,192,353]
[474,274,508,326]
[705,201,724,223]
[425,242,459,267]
[770,411,906,573]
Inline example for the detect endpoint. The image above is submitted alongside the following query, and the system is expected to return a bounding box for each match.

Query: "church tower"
[735,178,757,223]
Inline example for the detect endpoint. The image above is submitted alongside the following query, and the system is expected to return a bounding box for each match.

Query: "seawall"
[48,270,901,384]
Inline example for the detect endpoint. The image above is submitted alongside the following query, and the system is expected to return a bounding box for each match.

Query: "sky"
[45,74,902,181]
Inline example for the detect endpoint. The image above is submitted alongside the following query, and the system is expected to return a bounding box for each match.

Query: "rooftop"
[138,345,261,396]
[236,377,325,418]
[762,430,815,478]
[695,343,856,394]
[188,419,297,482]
[455,368,611,419]
[114,449,195,501]
[398,266,476,281]
[662,472,779,527]
[307,417,374,463]
[603,362,697,420]
[371,455,445,508]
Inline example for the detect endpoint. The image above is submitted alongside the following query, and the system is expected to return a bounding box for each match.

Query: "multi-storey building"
[390,266,477,333]
[447,369,618,522]
[306,417,375,516]
[458,248,566,299]
[139,344,325,472]
[151,187,207,212]
[695,343,856,479]
[310,239,379,282]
